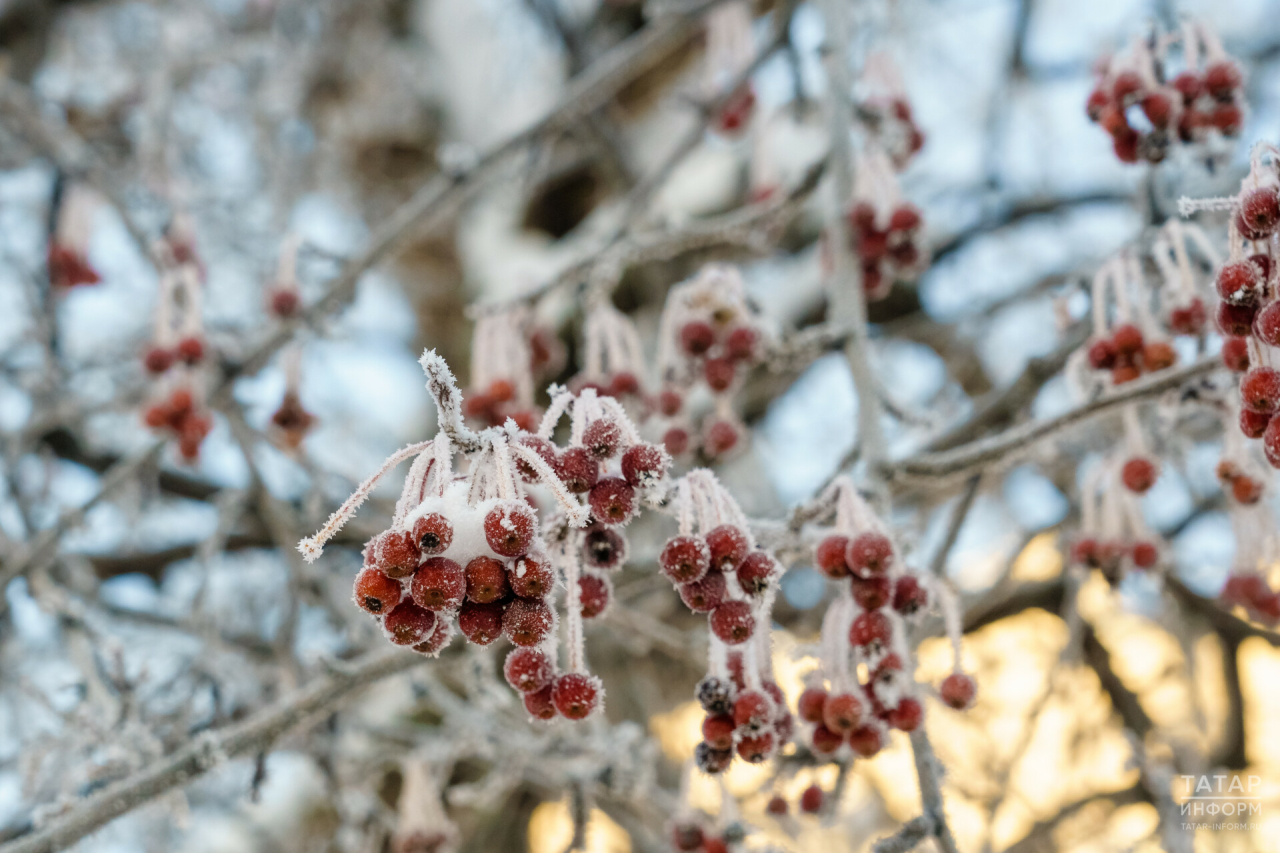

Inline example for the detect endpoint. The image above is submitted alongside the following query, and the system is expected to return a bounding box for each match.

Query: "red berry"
[847,532,894,577]
[1242,367,1280,413]
[1218,261,1261,304]
[609,371,640,396]
[1121,457,1158,493]
[523,684,557,720]
[815,535,852,577]
[503,598,555,646]
[892,576,929,615]
[850,610,892,649]
[579,573,611,618]
[1233,476,1264,505]
[411,513,453,555]
[658,388,683,416]
[848,201,877,232]
[589,477,636,526]
[1241,408,1272,439]
[371,530,421,579]
[703,356,736,392]
[679,571,727,612]
[1263,416,1280,468]
[1222,336,1251,371]
[412,617,453,657]
[1218,302,1259,337]
[1204,61,1242,99]
[582,418,623,460]
[383,601,436,646]
[1250,254,1273,281]
[1172,71,1202,103]
[1131,541,1159,569]
[1087,338,1118,370]
[1239,188,1280,239]
[661,535,711,583]
[411,557,466,611]
[1142,341,1177,372]
[798,686,828,724]
[509,553,555,599]
[851,574,892,610]
[353,568,402,615]
[702,713,736,750]
[888,204,922,233]
[465,556,510,603]
[800,785,824,814]
[484,500,537,557]
[144,346,173,374]
[1111,70,1142,102]
[703,419,739,456]
[621,443,669,490]
[1169,298,1207,335]
[488,379,515,403]
[552,673,601,720]
[725,327,758,361]
[940,673,976,710]
[848,724,883,757]
[504,647,553,693]
[1112,323,1144,355]
[736,551,777,596]
[887,696,923,731]
[766,795,788,816]
[710,600,755,644]
[556,447,599,493]
[736,731,775,763]
[270,288,300,317]
[1112,132,1139,163]
[705,525,750,572]
[1212,103,1243,135]
[582,525,628,570]
[823,691,863,733]
[671,824,704,852]
[1140,91,1172,128]
[457,600,505,645]
[1254,302,1280,347]
[176,336,205,364]
[1086,87,1110,120]
[680,321,716,356]
[663,426,690,455]
[514,435,557,482]
[733,690,774,731]
[811,724,842,755]
[856,229,888,261]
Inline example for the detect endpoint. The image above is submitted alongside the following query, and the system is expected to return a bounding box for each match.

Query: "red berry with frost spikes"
[1087,338,1118,370]
[1111,323,1144,355]
[582,418,623,460]
[1111,70,1142,101]
[1204,61,1242,99]
[889,204,921,233]
[1239,188,1280,239]
[815,534,852,577]
[1172,71,1202,103]
[847,532,894,577]
[1131,541,1159,569]
[1242,367,1280,413]
[892,575,929,615]
[679,571,726,612]
[509,553,555,599]
[556,446,599,493]
[176,336,205,364]
[737,551,777,596]
[1254,302,1280,347]
[661,535,710,583]
[811,724,842,755]
[621,443,670,490]
[373,530,421,579]
[888,696,923,731]
[1241,408,1272,439]
[663,426,690,455]
[850,610,892,649]
[411,557,465,611]
[1121,457,1158,493]
[710,600,755,644]
[610,371,640,397]
[940,673,976,710]
[1250,253,1272,281]
[514,435,557,483]
[552,673,601,720]
[798,686,828,723]
[144,346,173,374]
[484,500,537,557]
[1233,476,1264,505]
[680,320,716,356]
[1222,336,1251,372]
[852,574,892,610]
[579,573,611,618]
[823,692,863,733]
[1142,341,1177,372]
[383,601,436,646]
[465,556,509,603]
[412,512,453,555]
[589,477,636,526]
[703,713,736,750]
[412,617,453,657]
[582,525,627,570]
[523,684,557,720]
[1217,261,1261,304]
[848,723,883,757]
[457,600,504,645]
[1218,302,1259,337]
[736,731,775,763]
[704,419,739,456]
[353,568,402,616]
[767,795,788,816]
[706,524,750,572]
[1263,416,1280,468]
[733,690,773,731]
[1140,91,1172,128]
[658,388,683,417]
[504,647,553,693]
[503,598,555,646]
[800,785,824,814]
[703,356,736,393]
[725,326,758,362]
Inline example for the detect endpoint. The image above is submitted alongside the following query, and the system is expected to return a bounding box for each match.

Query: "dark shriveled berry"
[710,600,755,644]
[582,525,628,570]
[383,601,436,646]
[412,512,454,555]
[411,557,466,611]
[695,742,733,774]
[354,568,402,615]
[697,675,736,715]
[504,647,553,693]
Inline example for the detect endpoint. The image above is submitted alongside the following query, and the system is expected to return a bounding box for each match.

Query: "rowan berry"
[695,742,732,774]
[815,535,852,577]
[484,500,537,557]
[1241,408,1272,439]
[887,696,923,731]
[697,676,736,715]
[556,447,599,493]
[940,673,976,710]
[411,557,466,611]
[464,556,509,603]
[1254,302,1280,347]
[1121,457,1158,493]
[502,598,555,646]
[658,388,683,417]
[737,551,776,596]
[504,647,553,693]
[663,426,691,455]
[412,617,453,657]
[766,795,788,816]
[725,326,757,361]
[621,443,670,490]
[353,568,402,615]
[798,686,828,723]
[1218,261,1261,304]
[514,435,557,483]
[1239,187,1280,239]
[1169,298,1207,335]
[1172,71,1202,103]
[847,532,894,577]
[710,600,755,644]
[144,346,173,374]
[851,575,892,610]
[1112,323,1144,355]
[736,731,775,763]
[800,785,824,814]
[582,418,623,461]
[889,204,922,233]
[680,571,727,612]
[703,419,739,456]
[1241,367,1280,413]
[823,692,863,734]
[705,524,749,572]
[849,610,892,649]
[661,535,711,583]
[1218,302,1259,337]
[270,288,300,318]
[523,684,557,720]
[372,530,421,579]
[1263,415,1280,468]
[1233,475,1264,505]
[552,672,601,720]
[1204,61,1242,99]
[811,724,842,755]
[1111,70,1142,101]
[579,573,611,618]
[589,477,636,526]
[1140,91,1172,128]
[680,320,716,356]
[176,335,205,364]
[702,713,735,750]
[848,723,883,757]
[1088,338,1118,370]
[1222,336,1251,371]
[383,601,436,646]
[610,371,641,396]
[1131,541,1159,569]
[1142,341,1176,371]
[412,513,453,555]
[892,575,929,615]
[509,553,555,599]
[733,690,773,732]
[583,525,628,570]
[458,600,505,645]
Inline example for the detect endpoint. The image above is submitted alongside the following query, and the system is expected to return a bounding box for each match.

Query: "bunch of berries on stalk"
[855,51,926,170]
[462,308,545,430]
[571,303,649,404]
[1151,218,1218,338]
[1214,428,1278,623]
[1068,445,1164,586]
[703,1,756,137]
[654,265,767,461]
[1086,20,1245,164]
[800,478,970,762]
[140,233,213,462]
[300,351,674,723]
[1082,255,1179,386]
[668,814,745,853]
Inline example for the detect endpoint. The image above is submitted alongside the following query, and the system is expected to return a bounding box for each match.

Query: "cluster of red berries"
[693,649,791,773]
[669,819,743,853]
[142,387,213,461]
[463,378,541,431]
[661,524,775,644]
[765,784,825,817]
[143,335,207,376]
[657,321,760,460]
[1216,459,1265,506]
[1086,323,1177,385]
[1069,536,1160,584]
[47,242,101,289]
[842,201,925,301]
[857,97,925,169]
[1221,573,1280,624]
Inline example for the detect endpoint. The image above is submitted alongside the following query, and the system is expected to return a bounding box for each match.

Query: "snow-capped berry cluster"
[704,1,756,137]
[799,478,972,760]
[1067,449,1163,585]
[655,265,767,460]
[855,52,925,170]
[1086,21,1245,164]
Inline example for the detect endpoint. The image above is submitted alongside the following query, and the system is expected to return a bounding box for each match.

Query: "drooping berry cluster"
[1067,449,1163,586]
[1082,256,1179,387]
[570,303,649,403]
[462,308,545,431]
[668,816,744,853]
[855,51,925,170]
[1086,21,1245,164]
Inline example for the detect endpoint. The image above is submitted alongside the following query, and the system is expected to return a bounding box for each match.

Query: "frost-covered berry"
[703,420,739,456]
[658,388,683,418]
[1218,301,1259,337]
[504,647,553,693]
[1169,298,1207,336]
[610,371,641,396]
[710,600,755,644]
[672,823,705,853]
[503,598,555,646]
[811,724,842,755]
[823,692,863,733]
[1217,261,1261,304]
[412,512,454,555]
[815,534,851,578]
[940,673,976,710]
[1263,416,1280,468]
[702,713,736,750]
[353,568,402,616]
[705,525,749,572]
[509,553,555,599]
[725,326,757,361]
[1121,457,1158,493]
[411,557,465,611]
[1241,367,1280,413]
[704,357,736,392]
[589,477,636,526]
[515,435,557,482]
[736,551,777,596]
[1140,91,1172,128]
[851,575,892,610]
[383,601,436,646]
[485,500,537,557]
[888,696,923,731]
[847,532,894,577]
[579,573,611,618]
[736,732,775,763]
[695,741,733,774]
[663,426,690,455]
[798,686,828,723]
[680,320,716,356]
[800,785,824,814]
[1255,302,1280,347]
[1111,70,1142,101]
[1239,187,1280,239]
[848,724,883,757]
[1087,338,1118,370]
[412,617,453,657]
[523,684,557,720]
[697,676,736,715]
[892,576,929,615]
[1112,323,1144,355]
[680,571,727,612]
[370,530,420,579]
[1222,336,1251,372]
[1204,60,1242,99]
[889,204,922,233]
[850,610,892,649]
[733,690,773,732]
[661,535,711,583]
[144,346,173,374]
[582,418,623,460]
[583,525,628,570]
[465,556,509,603]
[457,600,505,645]
[1241,408,1272,439]
[556,447,599,493]
[621,443,670,489]
[552,673,601,720]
